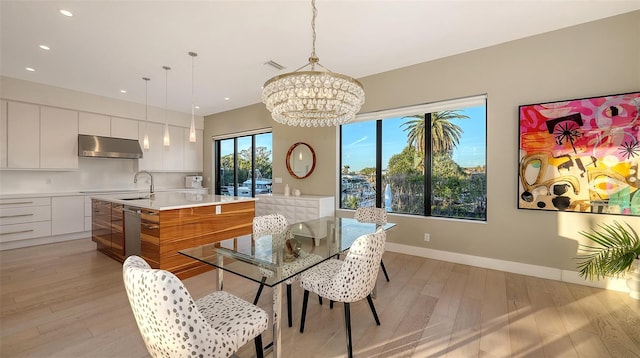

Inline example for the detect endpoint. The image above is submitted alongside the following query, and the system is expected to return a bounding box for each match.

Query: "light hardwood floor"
[1,238,639,357]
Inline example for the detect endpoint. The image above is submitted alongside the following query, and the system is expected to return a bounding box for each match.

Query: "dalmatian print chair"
[354,207,391,282]
[122,255,269,358]
[252,213,322,327]
[298,229,387,358]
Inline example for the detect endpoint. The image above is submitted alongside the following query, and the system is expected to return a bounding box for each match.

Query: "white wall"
[205,11,640,273]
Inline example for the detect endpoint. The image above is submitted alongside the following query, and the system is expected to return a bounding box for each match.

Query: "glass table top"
[179,216,395,287]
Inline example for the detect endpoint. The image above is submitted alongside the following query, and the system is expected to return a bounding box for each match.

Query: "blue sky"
[342,105,486,171]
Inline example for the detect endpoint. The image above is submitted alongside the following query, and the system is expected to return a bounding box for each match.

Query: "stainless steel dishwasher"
[123,205,141,257]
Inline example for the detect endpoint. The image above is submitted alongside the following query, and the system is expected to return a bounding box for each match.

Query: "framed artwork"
[518,91,640,215]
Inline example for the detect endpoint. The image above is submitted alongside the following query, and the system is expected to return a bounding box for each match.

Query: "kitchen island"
[91,192,256,279]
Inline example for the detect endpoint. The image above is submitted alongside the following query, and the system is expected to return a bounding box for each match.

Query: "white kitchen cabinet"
[51,196,85,235]
[255,194,335,224]
[138,121,163,171]
[183,128,203,171]
[40,106,78,169]
[0,100,7,168]
[0,197,52,247]
[162,125,184,170]
[79,112,110,136]
[111,116,139,140]
[7,101,40,168]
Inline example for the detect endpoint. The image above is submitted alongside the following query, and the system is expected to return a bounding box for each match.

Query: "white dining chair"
[299,229,387,358]
[354,206,391,282]
[122,255,269,358]
[253,213,323,327]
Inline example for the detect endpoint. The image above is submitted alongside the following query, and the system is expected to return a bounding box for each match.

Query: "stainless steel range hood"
[78,134,143,159]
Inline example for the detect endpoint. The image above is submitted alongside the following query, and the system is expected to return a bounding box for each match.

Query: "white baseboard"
[385,242,631,294]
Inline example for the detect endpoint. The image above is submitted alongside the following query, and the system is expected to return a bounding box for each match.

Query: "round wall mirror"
[286,142,316,179]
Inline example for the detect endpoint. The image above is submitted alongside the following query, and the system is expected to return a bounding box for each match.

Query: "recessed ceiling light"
[224,97,230,101]
[39,45,50,50]
[120,90,127,94]
[59,9,73,17]
[195,105,200,109]
[25,67,35,72]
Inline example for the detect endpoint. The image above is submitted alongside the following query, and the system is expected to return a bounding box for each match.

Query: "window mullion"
[425,113,432,216]
[376,120,383,209]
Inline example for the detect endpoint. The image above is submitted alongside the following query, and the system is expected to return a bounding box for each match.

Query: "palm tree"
[401,110,469,154]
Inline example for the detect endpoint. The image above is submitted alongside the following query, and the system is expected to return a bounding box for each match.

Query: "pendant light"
[188,51,197,143]
[162,65,171,147]
[142,77,150,150]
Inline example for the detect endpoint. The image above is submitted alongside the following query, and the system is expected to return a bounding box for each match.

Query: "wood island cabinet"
[91,200,125,262]
[92,197,254,279]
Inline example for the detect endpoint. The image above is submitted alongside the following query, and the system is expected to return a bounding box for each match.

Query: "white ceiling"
[2,1,639,117]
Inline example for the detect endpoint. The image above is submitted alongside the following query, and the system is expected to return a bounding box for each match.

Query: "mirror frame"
[286,142,316,179]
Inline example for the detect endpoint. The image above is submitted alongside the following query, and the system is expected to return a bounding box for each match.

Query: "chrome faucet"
[134,170,154,196]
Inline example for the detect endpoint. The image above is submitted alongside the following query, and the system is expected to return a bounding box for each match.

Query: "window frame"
[339,94,487,221]
[213,129,272,197]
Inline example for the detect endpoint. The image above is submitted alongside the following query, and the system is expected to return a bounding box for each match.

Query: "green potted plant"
[576,221,640,299]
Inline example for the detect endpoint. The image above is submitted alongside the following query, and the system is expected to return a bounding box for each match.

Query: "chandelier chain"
[309,0,318,69]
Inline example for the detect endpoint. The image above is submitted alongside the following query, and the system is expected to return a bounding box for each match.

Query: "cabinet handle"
[143,212,159,216]
[0,201,34,206]
[0,214,34,219]
[142,224,159,229]
[0,229,34,235]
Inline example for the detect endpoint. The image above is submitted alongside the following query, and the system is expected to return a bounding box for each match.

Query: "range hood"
[78,134,143,159]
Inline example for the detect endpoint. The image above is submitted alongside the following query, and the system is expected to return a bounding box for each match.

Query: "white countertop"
[0,188,207,199]
[91,191,257,211]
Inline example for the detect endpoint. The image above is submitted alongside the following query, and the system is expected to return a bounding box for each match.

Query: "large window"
[340,95,487,220]
[214,131,272,197]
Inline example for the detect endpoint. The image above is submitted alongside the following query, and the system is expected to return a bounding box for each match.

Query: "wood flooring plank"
[479,269,511,358]
[1,238,639,358]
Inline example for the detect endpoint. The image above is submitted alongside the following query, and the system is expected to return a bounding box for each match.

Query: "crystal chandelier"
[261,0,365,127]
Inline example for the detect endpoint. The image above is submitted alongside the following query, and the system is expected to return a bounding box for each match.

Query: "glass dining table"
[179,216,395,358]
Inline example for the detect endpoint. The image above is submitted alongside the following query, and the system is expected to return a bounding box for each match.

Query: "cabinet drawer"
[0,197,51,208]
[0,205,51,225]
[0,221,51,243]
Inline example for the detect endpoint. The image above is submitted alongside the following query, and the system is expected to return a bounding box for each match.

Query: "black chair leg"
[366,294,381,325]
[254,334,264,358]
[343,302,353,358]
[330,300,334,309]
[318,295,323,305]
[380,260,390,282]
[253,276,267,305]
[286,284,293,327]
[300,290,310,333]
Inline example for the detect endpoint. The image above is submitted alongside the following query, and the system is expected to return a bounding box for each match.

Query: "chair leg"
[343,302,353,358]
[253,276,267,305]
[366,294,381,325]
[330,300,334,309]
[300,290,310,333]
[380,260,390,282]
[318,295,323,305]
[286,283,293,327]
[254,334,264,358]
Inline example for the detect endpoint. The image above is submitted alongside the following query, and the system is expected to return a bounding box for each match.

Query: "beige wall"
[204,11,640,272]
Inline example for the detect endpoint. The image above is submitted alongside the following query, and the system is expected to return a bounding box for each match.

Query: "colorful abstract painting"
[518,92,640,215]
